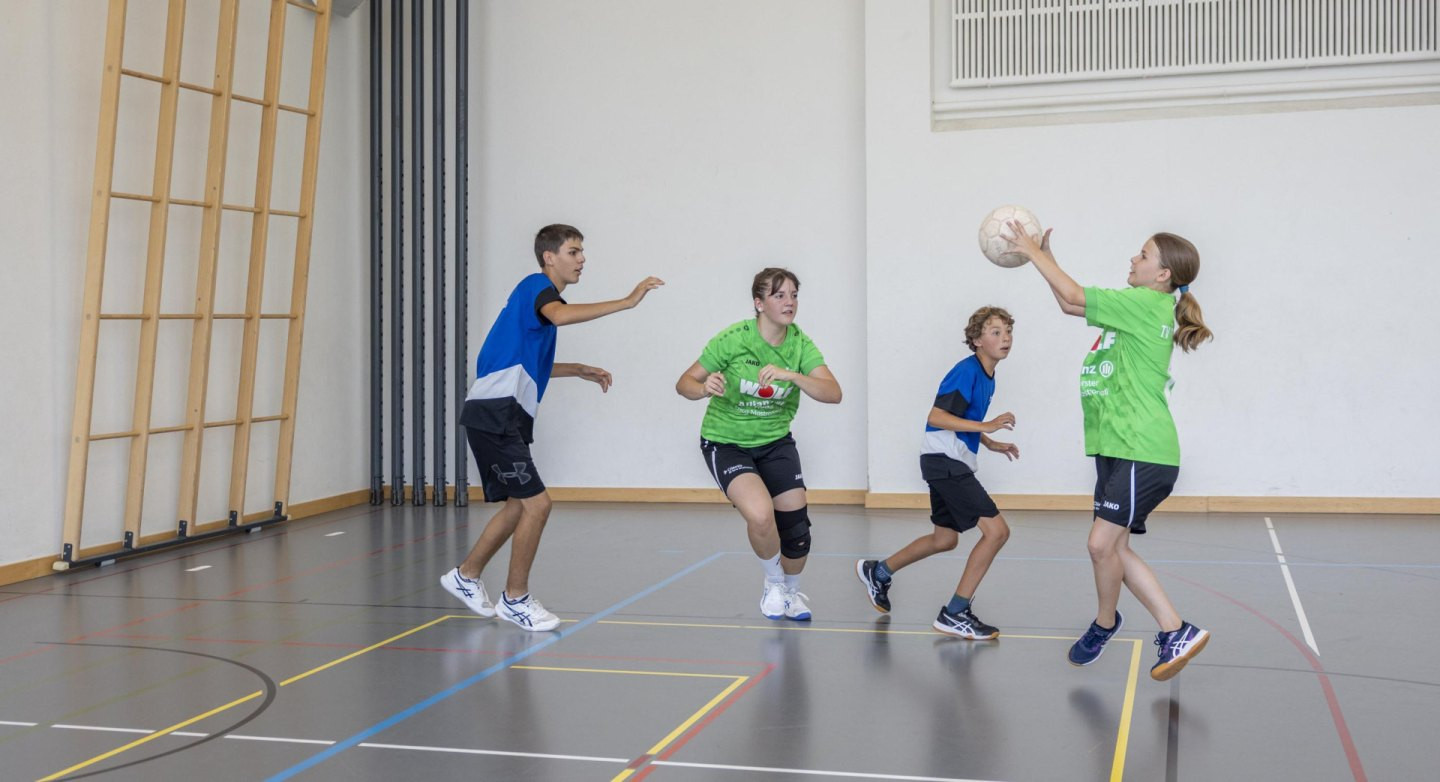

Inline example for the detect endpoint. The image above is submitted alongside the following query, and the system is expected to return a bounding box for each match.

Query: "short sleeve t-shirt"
[696,319,826,448]
[920,354,995,475]
[1081,286,1180,466]
[459,272,565,441]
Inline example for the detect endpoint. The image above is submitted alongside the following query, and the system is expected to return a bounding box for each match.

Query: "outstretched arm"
[759,364,842,404]
[552,362,612,392]
[1006,225,1085,317]
[540,276,665,326]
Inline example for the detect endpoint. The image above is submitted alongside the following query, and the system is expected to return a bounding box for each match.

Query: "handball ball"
[978,205,1042,268]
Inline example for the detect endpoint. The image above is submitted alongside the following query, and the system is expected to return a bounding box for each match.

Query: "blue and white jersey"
[459,273,564,442]
[920,354,995,473]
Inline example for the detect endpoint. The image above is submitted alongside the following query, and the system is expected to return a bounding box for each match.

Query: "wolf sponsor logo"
[739,378,793,400]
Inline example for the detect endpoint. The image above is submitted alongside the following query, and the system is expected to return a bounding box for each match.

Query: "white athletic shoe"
[440,567,495,617]
[760,579,786,619]
[782,587,812,621]
[498,591,560,632]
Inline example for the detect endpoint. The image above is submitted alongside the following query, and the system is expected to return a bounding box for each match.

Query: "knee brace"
[774,507,812,559]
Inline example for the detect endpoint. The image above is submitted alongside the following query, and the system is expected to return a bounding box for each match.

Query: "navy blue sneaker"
[1151,621,1209,680]
[933,605,999,640]
[855,559,892,613]
[1068,610,1123,666]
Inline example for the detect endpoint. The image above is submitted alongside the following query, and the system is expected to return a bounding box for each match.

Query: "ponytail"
[1173,291,1212,353]
[1151,232,1213,353]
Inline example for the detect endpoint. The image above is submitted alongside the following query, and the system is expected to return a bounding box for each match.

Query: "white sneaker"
[783,586,812,621]
[440,567,495,617]
[497,591,560,632]
[760,579,786,619]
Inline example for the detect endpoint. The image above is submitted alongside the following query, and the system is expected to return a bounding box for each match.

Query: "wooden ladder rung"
[278,103,314,117]
[120,68,169,85]
[232,92,266,107]
[169,197,211,208]
[178,80,220,97]
[112,191,160,203]
[271,208,304,218]
[221,203,258,213]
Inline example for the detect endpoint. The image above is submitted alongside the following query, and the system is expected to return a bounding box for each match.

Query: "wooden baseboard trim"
[0,490,374,589]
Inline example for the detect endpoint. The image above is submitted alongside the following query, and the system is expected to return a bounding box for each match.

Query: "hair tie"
[1177,284,1190,294]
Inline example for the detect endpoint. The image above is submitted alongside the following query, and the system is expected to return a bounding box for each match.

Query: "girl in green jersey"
[676,268,843,621]
[1006,224,1214,681]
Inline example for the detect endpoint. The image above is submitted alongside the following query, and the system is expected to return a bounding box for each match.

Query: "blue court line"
[264,551,726,781]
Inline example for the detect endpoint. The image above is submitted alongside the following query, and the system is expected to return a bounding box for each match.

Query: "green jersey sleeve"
[797,329,826,375]
[697,329,733,374]
[1086,286,1164,337]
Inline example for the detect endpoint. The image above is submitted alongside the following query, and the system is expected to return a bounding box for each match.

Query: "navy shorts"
[466,426,547,503]
[927,472,999,533]
[1093,456,1179,534]
[700,434,806,498]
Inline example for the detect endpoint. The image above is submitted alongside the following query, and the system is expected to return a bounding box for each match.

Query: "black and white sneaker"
[933,605,999,640]
[855,559,892,613]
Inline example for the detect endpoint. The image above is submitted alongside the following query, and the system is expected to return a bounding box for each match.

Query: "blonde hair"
[1152,232,1212,353]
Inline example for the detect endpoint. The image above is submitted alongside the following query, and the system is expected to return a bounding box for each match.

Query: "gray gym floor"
[1,502,1435,781]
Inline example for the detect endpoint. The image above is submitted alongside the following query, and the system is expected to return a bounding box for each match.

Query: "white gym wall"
[3,0,1436,574]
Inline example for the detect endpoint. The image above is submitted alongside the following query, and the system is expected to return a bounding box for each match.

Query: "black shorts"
[466,426,547,503]
[926,472,999,533]
[700,434,806,498]
[1093,456,1179,534]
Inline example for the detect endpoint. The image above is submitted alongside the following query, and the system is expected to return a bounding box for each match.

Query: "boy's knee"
[932,529,960,552]
[521,492,552,519]
[986,518,1011,546]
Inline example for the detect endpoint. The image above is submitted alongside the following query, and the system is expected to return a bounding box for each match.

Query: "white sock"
[784,574,801,590]
[761,554,784,581]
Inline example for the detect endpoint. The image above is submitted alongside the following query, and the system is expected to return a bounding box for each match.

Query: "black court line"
[45,643,278,781]
[1166,677,1180,782]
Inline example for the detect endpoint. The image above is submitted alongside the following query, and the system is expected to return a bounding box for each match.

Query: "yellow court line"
[597,618,1079,642]
[1110,639,1143,782]
[513,664,742,680]
[611,675,750,782]
[40,616,453,780]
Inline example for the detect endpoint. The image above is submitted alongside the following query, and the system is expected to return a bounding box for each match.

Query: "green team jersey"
[1081,286,1181,466]
[697,319,827,448]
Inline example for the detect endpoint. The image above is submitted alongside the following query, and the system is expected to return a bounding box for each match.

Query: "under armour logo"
[492,462,533,485]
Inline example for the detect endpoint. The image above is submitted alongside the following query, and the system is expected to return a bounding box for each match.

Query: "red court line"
[629,662,777,781]
[1171,572,1367,782]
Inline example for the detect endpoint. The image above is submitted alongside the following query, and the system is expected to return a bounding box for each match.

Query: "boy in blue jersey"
[441,224,663,631]
[857,307,1019,639]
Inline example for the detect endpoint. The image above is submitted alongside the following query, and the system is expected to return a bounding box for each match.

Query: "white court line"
[184,565,212,572]
[652,760,1000,781]
[53,724,153,734]
[324,532,345,537]
[6,722,1005,779]
[360,742,627,763]
[1265,517,1319,655]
